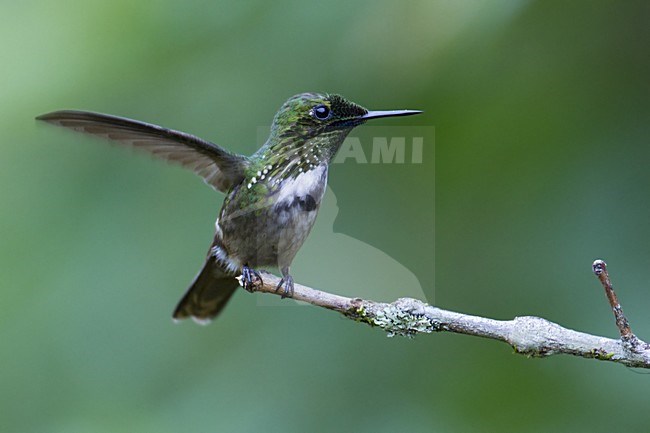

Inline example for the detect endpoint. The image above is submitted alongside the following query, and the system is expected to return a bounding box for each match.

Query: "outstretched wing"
[36,110,249,193]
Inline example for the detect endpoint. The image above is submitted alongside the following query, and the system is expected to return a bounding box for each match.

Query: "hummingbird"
[36,93,422,324]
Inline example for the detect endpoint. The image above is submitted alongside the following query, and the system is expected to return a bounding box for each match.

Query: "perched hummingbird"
[37,93,421,324]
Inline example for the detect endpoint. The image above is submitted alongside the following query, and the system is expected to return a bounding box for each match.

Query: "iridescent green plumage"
[252,93,368,185]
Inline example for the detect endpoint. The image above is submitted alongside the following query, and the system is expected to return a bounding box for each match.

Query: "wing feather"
[36,110,248,192]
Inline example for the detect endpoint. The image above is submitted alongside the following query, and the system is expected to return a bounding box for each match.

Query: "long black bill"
[361,109,423,120]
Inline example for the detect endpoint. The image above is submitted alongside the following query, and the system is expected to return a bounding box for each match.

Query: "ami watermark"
[257,126,434,165]
[332,136,424,164]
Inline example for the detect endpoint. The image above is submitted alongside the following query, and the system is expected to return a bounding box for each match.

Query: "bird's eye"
[311,104,331,120]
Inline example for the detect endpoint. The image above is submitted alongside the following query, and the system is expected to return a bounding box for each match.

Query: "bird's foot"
[275,274,294,299]
[241,265,263,293]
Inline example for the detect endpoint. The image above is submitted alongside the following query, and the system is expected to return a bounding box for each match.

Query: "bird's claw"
[275,275,294,299]
[241,265,263,293]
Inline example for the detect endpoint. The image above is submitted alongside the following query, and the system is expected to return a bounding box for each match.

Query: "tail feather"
[172,256,240,324]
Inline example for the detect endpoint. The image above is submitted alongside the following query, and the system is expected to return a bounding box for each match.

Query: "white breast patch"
[274,164,327,207]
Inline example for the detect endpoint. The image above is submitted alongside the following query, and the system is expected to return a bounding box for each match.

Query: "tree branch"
[241,261,650,369]
[592,259,642,350]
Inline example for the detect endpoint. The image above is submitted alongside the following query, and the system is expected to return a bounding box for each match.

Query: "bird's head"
[265,93,421,164]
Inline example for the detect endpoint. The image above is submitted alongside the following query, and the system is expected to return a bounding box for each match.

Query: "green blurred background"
[2,0,649,432]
